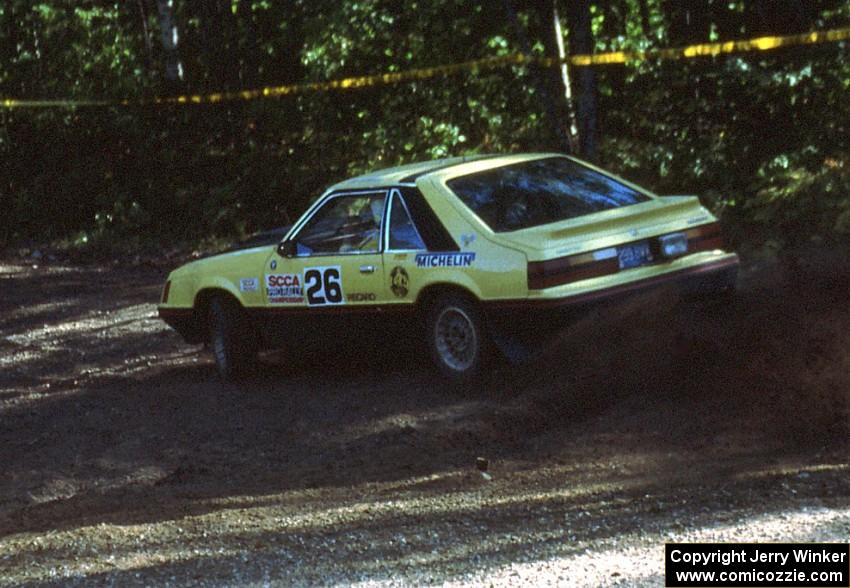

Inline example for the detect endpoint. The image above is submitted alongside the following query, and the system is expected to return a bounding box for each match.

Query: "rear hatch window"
[447,157,651,232]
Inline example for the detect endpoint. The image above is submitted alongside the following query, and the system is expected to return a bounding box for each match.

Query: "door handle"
[359,265,376,274]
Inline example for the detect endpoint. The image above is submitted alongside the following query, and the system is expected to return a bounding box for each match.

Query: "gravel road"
[0,254,847,586]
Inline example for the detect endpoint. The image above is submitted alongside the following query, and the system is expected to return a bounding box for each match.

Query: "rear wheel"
[208,297,257,380]
[425,294,488,381]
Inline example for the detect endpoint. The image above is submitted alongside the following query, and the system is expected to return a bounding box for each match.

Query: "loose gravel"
[0,256,848,586]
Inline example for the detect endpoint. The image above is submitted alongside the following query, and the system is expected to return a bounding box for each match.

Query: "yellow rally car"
[158,153,738,380]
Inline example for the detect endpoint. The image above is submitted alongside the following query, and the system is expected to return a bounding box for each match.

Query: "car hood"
[168,245,275,279]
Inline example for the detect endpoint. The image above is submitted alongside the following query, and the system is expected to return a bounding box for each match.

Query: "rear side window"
[447,157,651,232]
[387,192,426,251]
[399,187,459,252]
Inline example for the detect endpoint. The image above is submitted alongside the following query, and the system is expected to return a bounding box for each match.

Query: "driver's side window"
[293,192,387,256]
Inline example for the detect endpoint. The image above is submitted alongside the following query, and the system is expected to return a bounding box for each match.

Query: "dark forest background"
[1,0,848,253]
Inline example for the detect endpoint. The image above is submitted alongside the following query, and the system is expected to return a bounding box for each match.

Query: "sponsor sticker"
[265,273,303,303]
[390,266,409,297]
[414,252,476,268]
[348,292,376,302]
[304,266,344,306]
[239,277,259,292]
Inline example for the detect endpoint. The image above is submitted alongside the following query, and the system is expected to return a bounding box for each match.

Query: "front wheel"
[208,297,257,381]
[425,294,489,382]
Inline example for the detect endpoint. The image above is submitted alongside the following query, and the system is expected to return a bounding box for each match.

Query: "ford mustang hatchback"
[158,153,739,380]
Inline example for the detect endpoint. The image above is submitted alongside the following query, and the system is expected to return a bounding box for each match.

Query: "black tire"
[208,297,257,381]
[425,294,489,382]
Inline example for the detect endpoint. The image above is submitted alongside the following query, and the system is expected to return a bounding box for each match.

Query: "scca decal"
[265,273,303,303]
[267,274,300,287]
[414,252,475,268]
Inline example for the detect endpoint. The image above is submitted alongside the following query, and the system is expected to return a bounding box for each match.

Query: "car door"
[260,190,390,347]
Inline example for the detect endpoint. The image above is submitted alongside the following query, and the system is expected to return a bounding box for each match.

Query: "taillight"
[161,280,171,303]
[527,222,728,290]
[528,249,619,290]
[685,222,725,252]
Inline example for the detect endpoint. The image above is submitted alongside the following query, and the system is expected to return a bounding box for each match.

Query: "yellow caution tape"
[3,26,849,108]
[564,25,850,66]
[1,98,111,108]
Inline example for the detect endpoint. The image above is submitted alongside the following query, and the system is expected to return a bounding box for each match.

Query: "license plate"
[617,241,653,270]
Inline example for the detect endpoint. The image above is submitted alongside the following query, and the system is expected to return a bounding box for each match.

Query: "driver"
[338,196,384,253]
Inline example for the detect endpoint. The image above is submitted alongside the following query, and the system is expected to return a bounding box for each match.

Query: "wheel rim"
[434,306,477,372]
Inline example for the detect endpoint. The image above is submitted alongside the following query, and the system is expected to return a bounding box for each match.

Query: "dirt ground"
[0,251,848,586]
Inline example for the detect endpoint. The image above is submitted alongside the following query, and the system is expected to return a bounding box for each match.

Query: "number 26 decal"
[304,266,343,306]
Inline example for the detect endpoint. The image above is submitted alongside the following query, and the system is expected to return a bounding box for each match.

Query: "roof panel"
[327,154,509,191]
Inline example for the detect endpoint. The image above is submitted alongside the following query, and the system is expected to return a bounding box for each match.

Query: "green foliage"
[0,0,848,251]
[747,153,850,245]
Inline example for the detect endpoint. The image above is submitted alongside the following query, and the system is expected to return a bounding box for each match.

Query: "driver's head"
[369,197,385,224]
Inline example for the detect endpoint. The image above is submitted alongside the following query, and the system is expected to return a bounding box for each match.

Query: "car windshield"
[447,157,651,232]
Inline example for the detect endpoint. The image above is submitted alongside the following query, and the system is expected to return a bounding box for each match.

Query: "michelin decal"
[414,252,475,268]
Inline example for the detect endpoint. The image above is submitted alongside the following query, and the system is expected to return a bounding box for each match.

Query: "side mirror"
[277,240,297,258]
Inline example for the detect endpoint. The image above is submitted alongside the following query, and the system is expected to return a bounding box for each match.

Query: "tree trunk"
[155,0,183,85]
[503,0,572,153]
[638,0,652,37]
[550,1,579,152]
[136,0,154,70]
[565,0,599,162]
[2,4,19,94]
[533,0,572,151]
[194,1,235,90]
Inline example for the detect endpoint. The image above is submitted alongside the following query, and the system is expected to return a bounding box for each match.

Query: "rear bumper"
[484,254,739,334]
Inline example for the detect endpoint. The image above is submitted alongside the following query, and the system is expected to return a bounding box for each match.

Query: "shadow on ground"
[0,252,848,585]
